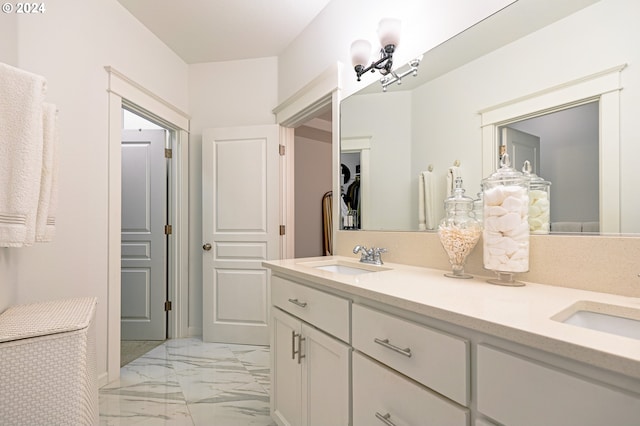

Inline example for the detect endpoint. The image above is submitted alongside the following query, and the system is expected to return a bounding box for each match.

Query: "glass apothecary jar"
[482,153,529,286]
[522,160,551,234]
[438,177,482,279]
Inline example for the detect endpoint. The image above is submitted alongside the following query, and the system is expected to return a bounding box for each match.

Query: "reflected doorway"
[499,101,599,232]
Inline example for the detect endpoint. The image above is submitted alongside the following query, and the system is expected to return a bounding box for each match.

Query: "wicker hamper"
[0,297,98,425]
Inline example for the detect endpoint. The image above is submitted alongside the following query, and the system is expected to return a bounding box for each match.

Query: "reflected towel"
[418,170,436,230]
[36,103,59,242]
[446,165,460,197]
[0,62,47,247]
[418,174,426,230]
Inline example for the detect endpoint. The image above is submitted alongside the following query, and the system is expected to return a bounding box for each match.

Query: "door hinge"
[164,301,172,311]
[279,144,285,156]
[165,148,172,159]
[279,225,286,235]
[164,224,172,235]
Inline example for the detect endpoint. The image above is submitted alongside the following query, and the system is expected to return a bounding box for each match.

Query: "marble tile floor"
[100,337,277,425]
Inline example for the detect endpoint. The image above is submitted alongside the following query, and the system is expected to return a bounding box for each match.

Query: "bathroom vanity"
[264,256,640,426]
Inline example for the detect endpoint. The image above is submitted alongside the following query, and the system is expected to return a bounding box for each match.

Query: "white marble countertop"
[264,256,640,380]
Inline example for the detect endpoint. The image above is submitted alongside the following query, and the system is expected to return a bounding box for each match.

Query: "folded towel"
[0,62,47,247]
[35,102,59,242]
[423,171,436,230]
[446,165,460,197]
[418,170,437,230]
[418,174,426,230]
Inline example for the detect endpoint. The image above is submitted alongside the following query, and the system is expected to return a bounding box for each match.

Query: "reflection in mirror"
[340,0,638,235]
[498,102,599,233]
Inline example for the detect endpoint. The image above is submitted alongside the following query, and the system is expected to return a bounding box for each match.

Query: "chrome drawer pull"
[288,298,308,308]
[375,412,397,426]
[374,338,412,358]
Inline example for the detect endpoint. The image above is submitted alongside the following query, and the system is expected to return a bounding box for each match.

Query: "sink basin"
[297,259,390,275]
[552,301,640,341]
[313,264,375,275]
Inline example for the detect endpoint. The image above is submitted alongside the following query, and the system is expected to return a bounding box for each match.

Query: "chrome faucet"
[353,245,387,265]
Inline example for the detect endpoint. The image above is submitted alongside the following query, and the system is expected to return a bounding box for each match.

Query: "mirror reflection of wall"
[499,102,599,231]
[339,0,638,234]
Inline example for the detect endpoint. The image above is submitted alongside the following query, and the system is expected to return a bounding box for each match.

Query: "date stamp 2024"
[2,2,46,14]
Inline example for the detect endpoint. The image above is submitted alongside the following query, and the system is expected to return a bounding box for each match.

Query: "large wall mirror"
[340,0,640,235]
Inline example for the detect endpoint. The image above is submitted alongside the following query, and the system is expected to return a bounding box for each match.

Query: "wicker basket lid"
[0,297,97,342]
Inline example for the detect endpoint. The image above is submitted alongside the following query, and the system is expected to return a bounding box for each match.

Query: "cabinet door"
[302,323,351,426]
[271,308,302,426]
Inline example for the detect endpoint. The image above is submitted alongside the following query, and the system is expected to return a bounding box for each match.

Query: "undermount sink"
[552,301,640,341]
[313,264,375,275]
[298,260,390,275]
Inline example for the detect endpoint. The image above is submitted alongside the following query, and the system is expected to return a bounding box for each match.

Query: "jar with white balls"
[522,160,551,234]
[482,153,529,286]
[438,177,482,279]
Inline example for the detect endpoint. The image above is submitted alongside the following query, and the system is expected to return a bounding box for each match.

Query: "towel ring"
[453,160,460,167]
[428,164,433,172]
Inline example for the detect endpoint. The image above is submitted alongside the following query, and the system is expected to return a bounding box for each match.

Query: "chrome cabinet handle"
[297,335,306,364]
[202,243,212,251]
[291,332,305,364]
[288,298,308,308]
[375,412,397,426]
[291,331,297,360]
[374,338,412,358]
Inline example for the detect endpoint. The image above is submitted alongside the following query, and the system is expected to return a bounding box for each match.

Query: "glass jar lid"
[482,152,526,186]
[444,177,474,211]
[521,160,551,187]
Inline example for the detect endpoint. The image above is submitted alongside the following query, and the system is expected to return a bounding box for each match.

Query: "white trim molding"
[480,64,626,234]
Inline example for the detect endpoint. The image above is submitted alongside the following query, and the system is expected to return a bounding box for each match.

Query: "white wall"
[411,0,640,233]
[1,0,188,381]
[188,57,278,336]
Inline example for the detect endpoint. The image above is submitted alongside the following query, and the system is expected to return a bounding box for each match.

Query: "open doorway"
[499,101,599,232]
[293,107,333,257]
[120,108,172,365]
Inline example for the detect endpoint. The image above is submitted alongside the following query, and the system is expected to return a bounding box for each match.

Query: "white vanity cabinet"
[477,344,640,426]
[352,303,470,425]
[270,275,351,426]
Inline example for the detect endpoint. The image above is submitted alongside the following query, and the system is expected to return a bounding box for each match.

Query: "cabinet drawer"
[271,275,350,343]
[477,344,640,426]
[353,351,469,426]
[352,303,469,406]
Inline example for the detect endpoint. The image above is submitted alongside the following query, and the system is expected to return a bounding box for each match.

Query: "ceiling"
[117,0,333,64]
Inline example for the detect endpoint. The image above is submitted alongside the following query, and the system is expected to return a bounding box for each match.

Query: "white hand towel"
[0,62,47,247]
[418,173,426,230]
[422,170,436,230]
[446,165,460,197]
[35,102,59,242]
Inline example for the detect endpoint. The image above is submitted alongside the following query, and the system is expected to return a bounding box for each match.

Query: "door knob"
[202,243,212,251]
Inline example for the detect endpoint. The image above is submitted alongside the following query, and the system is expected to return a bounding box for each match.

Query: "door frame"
[105,66,190,385]
[272,62,343,258]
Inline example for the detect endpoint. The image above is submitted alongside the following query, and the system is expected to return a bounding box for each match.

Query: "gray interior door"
[502,127,541,173]
[121,129,167,341]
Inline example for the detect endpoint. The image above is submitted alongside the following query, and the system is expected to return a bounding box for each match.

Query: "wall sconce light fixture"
[350,18,402,82]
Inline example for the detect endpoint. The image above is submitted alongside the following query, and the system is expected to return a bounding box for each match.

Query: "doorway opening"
[120,107,172,365]
[293,107,333,257]
[498,102,599,232]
